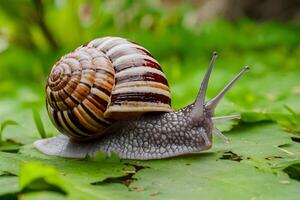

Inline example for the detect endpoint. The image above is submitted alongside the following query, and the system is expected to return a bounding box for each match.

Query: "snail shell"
[46,37,172,140]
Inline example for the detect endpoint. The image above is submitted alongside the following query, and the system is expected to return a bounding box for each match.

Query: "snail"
[34,36,249,160]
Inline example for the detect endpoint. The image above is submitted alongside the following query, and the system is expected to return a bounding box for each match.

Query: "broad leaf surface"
[0,124,299,200]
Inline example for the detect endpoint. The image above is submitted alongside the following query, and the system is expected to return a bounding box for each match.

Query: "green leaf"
[0,123,299,200]
[0,151,130,185]
[0,176,19,196]
[32,109,47,139]
[0,120,19,142]
[284,163,300,181]
[0,118,21,152]
[20,191,66,200]
[19,162,68,192]
[18,162,133,200]
[0,141,21,152]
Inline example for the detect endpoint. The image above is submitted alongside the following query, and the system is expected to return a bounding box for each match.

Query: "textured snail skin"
[34,105,213,159]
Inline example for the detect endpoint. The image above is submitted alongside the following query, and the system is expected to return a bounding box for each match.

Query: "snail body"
[34,36,249,160]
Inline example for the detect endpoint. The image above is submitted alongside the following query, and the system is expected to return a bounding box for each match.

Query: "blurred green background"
[0,1,300,199]
[0,0,299,140]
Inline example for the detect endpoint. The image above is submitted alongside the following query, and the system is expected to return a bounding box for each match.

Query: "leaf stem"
[0,120,19,143]
[32,108,47,139]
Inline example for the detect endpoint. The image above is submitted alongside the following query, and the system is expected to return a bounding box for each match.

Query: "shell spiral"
[46,37,172,139]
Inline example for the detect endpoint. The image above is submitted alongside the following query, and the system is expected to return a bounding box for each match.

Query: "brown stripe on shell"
[114,58,162,72]
[63,88,80,105]
[89,93,109,111]
[92,83,111,96]
[93,56,114,71]
[63,79,80,97]
[91,37,128,53]
[95,68,114,77]
[94,74,114,86]
[80,72,95,85]
[80,81,92,90]
[80,104,109,128]
[82,38,104,48]
[52,110,63,131]
[93,79,113,94]
[48,91,60,110]
[86,95,107,113]
[115,39,153,57]
[111,92,171,105]
[63,97,77,108]
[46,102,56,127]
[144,58,163,70]
[60,111,89,137]
[114,81,170,92]
[71,87,90,104]
[49,90,55,102]
[73,106,105,131]
[52,110,78,138]
[126,39,143,46]
[50,91,62,102]
[94,72,114,85]
[108,47,152,60]
[81,67,95,73]
[86,37,113,49]
[66,110,95,136]
[71,69,83,74]
[116,72,168,86]
[48,62,77,88]
[82,99,108,120]
[56,88,68,99]
[55,92,69,110]
[48,73,71,87]
[137,47,153,57]
[80,103,110,126]
[49,73,71,91]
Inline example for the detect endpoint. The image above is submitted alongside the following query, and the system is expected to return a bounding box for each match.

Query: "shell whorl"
[46,37,172,139]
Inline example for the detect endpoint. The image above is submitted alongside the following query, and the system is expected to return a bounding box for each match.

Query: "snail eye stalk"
[205,66,250,113]
[192,52,218,120]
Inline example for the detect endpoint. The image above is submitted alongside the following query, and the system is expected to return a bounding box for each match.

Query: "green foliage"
[0,120,18,143]
[279,105,300,136]
[0,0,299,199]
[0,176,19,196]
[32,108,47,139]
[0,124,299,199]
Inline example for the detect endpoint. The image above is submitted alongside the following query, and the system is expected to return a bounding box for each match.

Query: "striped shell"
[46,37,172,139]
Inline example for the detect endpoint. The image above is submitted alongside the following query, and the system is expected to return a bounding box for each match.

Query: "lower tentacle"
[212,114,240,122]
[213,127,229,143]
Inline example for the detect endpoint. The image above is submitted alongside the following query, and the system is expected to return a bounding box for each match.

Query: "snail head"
[191,52,249,142]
